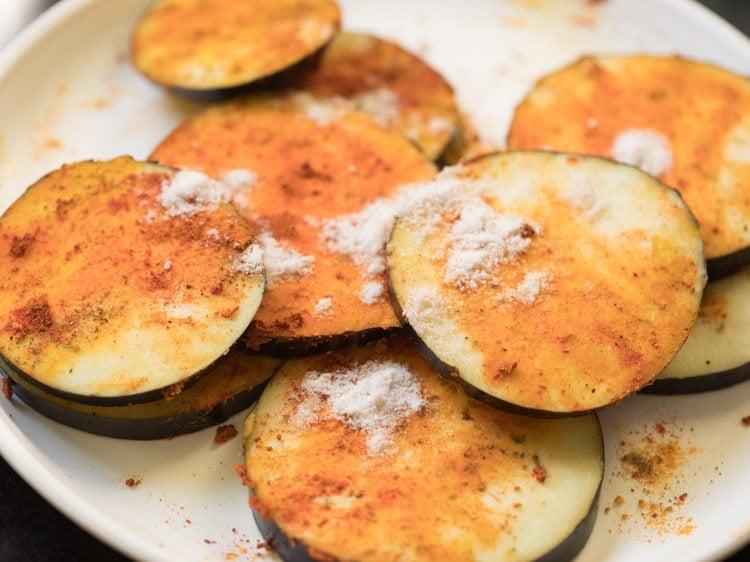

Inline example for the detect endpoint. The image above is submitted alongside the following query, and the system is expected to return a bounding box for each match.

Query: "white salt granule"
[562,174,607,219]
[401,286,444,327]
[319,165,474,276]
[428,116,454,134]
[444,197,538,291]
[360,281,384,305]
[233,243,264,275]
[219,168,257,192]
[313,297,333,317]
[289,92,351,126]
[295,360,425,455]
[257,231,314,287]
[206,228,224,242]
[499,270,551,304]
[611,128,673,177]
[586,117,599,129]
[352,87,401,128]
[163,260,172,270]
[158,170,229,217]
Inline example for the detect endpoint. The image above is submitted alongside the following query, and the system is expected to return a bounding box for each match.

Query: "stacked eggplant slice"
[242,335,604,562]
[2,0,748,560]
[0,157,270,437]
[131,0,341,99]
[508,55,750,393]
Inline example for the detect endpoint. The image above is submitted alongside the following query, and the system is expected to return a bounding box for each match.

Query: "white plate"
[1,0,749,560]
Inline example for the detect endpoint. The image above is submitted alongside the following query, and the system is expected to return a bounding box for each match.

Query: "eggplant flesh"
[242,335,604,562]
[0,157,265,405]
[386,152,705,415]
[4,352,281,440]
[646,267,750,394]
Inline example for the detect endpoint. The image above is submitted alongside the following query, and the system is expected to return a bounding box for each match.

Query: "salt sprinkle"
[219,168,257,192]
[401,286,444,327]
[611,128,673,177]
[586,117,599,129]
[313,297,333,317]
[351,87,401,128]
[428,116,454,134]
[289,92,351,126]
[360,281,385,305]
[444,198,538,291]
[562,174,607,219]
[294,360,425,455]
[257,231,314,288]
[233,243,264,275]
[163,260,172,270]
[158,170,228,217]
[499,271,551,304]
[320,165,472,277]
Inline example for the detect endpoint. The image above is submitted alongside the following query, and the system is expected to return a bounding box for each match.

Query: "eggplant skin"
[244,327,402,358]
[6,375,270,440]
[641,363,750,395]
[707,247,750,282]
[0,349,208,407]
[252,507,334,562]
[249,491,602,562]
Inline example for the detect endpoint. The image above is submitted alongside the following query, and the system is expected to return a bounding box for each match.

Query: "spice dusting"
[214,424,239,444]
[1,378,12,400]
[609,420,698,538]
[124,477,142,488]
[741,416,750,427]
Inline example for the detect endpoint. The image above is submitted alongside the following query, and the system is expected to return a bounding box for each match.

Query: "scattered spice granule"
[233,464,252,487]
[613,419,699,537]
[214,424,238,444]
[1,378,12,400]
[604,506,611,515]
[742,416,750,426]
[204,539,216,545]
[614,495,625,506]
[124,477,142,488]
[611,128,673,177]
[531,455,547,483]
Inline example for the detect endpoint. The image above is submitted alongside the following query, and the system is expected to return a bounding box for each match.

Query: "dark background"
[1,0,749,560]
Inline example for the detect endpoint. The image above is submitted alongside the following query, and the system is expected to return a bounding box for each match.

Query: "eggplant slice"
[507,55,750,276]
[645,267,750,394]
[387,151,705,416]
[0,157,265,404]
[131,0,340,98]
[151,93,435,356]
[5,352,281,440]
[286,31,460,161]
[242,335,604,562]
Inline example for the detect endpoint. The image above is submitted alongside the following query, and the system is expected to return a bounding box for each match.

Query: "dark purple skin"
[244,327,402,359]
[4,371,272,440]
[0,348,219,407]
[642,362,750,395]
[706,247,750,282]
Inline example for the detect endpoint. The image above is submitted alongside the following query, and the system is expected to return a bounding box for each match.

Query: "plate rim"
[0,0,749,561]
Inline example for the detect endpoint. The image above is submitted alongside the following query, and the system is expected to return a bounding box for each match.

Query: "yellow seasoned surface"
[151,94,435,349]
[0,157,263,398]
[388,152,705,413]
[290,32,459,160]
[243,336,603,562]
[508,55,750,261]
[131,0,340,91]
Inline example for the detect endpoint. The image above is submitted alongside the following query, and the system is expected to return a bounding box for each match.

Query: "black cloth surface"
[0,1,748,561]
